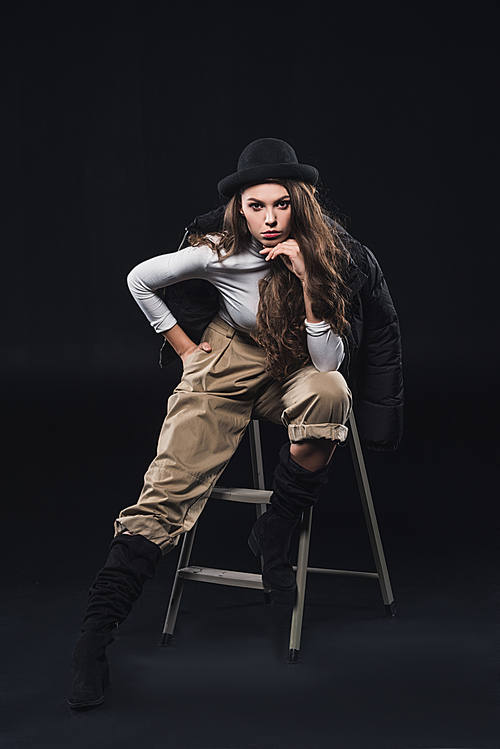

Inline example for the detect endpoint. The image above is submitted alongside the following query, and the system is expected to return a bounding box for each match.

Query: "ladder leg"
[248,420,266,491]
[257,515,274,606]
[288,506,313,663]
[249,420,274,604]
[348,414,396,615]
[160,523,198,645]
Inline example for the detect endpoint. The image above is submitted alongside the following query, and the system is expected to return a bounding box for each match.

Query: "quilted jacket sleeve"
[355,245,404,450]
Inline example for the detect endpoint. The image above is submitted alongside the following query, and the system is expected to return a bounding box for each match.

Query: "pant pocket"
[177,326,233,391]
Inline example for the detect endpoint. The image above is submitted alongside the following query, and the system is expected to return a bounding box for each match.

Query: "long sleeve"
[127,245,213,333]
[305,319,345,371]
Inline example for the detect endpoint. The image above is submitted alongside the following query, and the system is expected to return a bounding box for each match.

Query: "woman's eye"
[247,201,289,210]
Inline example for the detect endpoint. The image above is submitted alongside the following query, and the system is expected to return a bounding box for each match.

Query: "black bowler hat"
[217,138,319,198]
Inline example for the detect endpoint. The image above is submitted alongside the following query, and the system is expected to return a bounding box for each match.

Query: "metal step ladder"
[160,415,396,663]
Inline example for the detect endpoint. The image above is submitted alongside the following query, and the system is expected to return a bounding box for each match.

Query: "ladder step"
[292,565,378,579]
[178,566,265,589]
[210,486,272,504]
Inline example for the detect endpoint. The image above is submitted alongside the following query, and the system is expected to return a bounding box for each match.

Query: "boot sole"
[67,695,105,709]
[67,659,110,709]
[248,529,297,592]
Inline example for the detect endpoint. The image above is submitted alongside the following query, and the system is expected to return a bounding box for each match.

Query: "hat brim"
[217,163,319,198]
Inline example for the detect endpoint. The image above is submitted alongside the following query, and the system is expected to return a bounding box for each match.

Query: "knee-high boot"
[67,533,161,709]
[248,443,330,591]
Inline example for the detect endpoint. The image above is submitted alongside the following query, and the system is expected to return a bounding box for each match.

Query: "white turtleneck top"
[127,239,344,372]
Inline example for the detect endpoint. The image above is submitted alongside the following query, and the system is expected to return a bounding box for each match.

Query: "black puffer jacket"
[159,206,403,451]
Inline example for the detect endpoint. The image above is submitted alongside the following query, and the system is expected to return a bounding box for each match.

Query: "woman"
[67,138,403,708]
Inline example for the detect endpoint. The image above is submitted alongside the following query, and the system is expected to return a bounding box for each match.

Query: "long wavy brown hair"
[190,179,350,379]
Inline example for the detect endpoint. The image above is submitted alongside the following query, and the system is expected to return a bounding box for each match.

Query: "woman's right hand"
[162,323,212,363]
[181,340,212,364]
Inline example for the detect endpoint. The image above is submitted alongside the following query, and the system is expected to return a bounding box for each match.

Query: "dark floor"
[1,370,499,748]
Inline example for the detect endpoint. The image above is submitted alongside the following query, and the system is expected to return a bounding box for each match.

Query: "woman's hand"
[260,239,306,282]
[261,240,324,324]
[181,340,212,364]
[162,323,212,363]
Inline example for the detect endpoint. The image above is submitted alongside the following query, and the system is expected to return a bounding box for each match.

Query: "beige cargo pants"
[115,316,352,553]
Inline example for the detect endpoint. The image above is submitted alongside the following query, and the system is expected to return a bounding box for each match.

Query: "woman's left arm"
[260,240,344,371]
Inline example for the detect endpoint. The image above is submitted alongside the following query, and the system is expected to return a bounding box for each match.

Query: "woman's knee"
[288,369,351,425]
[308,370,350,408]
[316,370,349,398]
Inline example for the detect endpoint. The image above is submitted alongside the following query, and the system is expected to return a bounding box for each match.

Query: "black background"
[2,2,499,748]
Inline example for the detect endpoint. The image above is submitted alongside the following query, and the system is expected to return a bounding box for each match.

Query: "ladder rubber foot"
[287,649,300,664]
[159,632,173,647]
[385,601,397,617]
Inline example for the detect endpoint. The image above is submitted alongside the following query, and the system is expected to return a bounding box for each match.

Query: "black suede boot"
[67,631,112,708]
[248,507,299,591]
[248,443,330,591]
[67,533,161,709]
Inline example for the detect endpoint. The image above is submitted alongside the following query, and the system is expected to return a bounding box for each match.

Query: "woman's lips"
[262,231,280,237]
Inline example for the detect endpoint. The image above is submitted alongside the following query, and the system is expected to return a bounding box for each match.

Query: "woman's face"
[240,183,292,247]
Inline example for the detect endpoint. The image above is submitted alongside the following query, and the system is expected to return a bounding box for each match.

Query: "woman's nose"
[265,211,277,226]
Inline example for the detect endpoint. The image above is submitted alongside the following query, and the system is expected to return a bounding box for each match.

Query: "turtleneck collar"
[245,234,266,258]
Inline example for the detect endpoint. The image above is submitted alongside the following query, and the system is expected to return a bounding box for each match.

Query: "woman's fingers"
[181,341,212,363]
[260,242,305,278]
[260,239,301,261]
[260,246,292,261]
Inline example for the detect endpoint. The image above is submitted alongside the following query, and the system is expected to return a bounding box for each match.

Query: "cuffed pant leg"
[115,318,268,554]
[115,388,254,553]
[253,366,352,444]
[115,390,253,553]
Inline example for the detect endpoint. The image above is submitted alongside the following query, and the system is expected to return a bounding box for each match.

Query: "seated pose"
[67,138,403,708]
